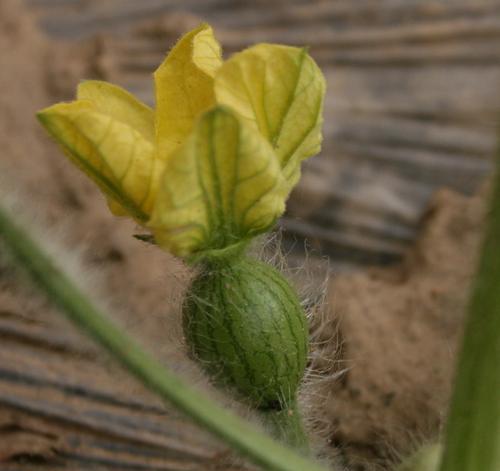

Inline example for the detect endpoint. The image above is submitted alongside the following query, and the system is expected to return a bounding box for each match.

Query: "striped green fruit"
[183,256,308,410]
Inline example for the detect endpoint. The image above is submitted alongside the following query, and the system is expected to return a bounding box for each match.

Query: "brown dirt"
[0,0,488,469]
[308,187,486,470]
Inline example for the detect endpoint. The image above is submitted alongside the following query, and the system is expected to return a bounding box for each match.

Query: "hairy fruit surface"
[183,256,308,410]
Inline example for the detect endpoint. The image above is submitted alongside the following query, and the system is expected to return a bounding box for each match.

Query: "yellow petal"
[214,44,326,191]
[37,101,159,222]
[148,106,286,257]
[154,23,223,161]
[77,80,155,142]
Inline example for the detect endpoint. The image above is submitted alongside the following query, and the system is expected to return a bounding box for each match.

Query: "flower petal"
[148,106,286,257]
[37,101,159,221]
[77,80,155,143]
[154,23,222,161]
[215,44,326,192]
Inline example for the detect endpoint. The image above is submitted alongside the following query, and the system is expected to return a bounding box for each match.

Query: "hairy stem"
[396,443,441,471]
[261,400,310,453]
[0,205,328,471]
[439,149,500,471]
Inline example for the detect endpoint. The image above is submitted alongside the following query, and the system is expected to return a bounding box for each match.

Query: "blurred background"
[1,1,498,470]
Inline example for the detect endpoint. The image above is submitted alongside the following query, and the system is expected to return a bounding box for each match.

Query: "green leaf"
[148,106,287,257]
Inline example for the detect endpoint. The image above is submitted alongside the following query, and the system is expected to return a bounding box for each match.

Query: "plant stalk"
[0,204,328,471]
[261,399,310,453]
[439,149,500,471]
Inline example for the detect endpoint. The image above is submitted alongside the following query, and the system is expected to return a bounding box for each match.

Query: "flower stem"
[0,205,328,471]
[260,399,310,453]
[439,149,500,471]
[396,443,441,471]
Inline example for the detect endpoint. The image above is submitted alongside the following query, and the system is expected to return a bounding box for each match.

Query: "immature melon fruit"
[183,256,308,410]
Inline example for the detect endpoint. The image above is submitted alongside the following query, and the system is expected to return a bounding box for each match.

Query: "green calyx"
[183,255,309,411]
[186,239,251,265]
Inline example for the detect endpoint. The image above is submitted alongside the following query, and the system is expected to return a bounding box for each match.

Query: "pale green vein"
[37,113,149,222]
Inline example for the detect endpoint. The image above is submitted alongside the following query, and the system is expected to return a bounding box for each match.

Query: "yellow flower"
[37,24,325,257]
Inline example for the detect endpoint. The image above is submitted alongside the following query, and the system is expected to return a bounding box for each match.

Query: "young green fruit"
[183,256,308,410]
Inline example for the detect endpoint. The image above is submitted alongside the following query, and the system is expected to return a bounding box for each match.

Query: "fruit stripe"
[183,256,308,409]
[229,265,291,402]
[252,261,308,377]
[245,266,304,393]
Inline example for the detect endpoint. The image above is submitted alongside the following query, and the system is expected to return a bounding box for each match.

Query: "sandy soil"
[0,1,487,469]
[311,187,485,470]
